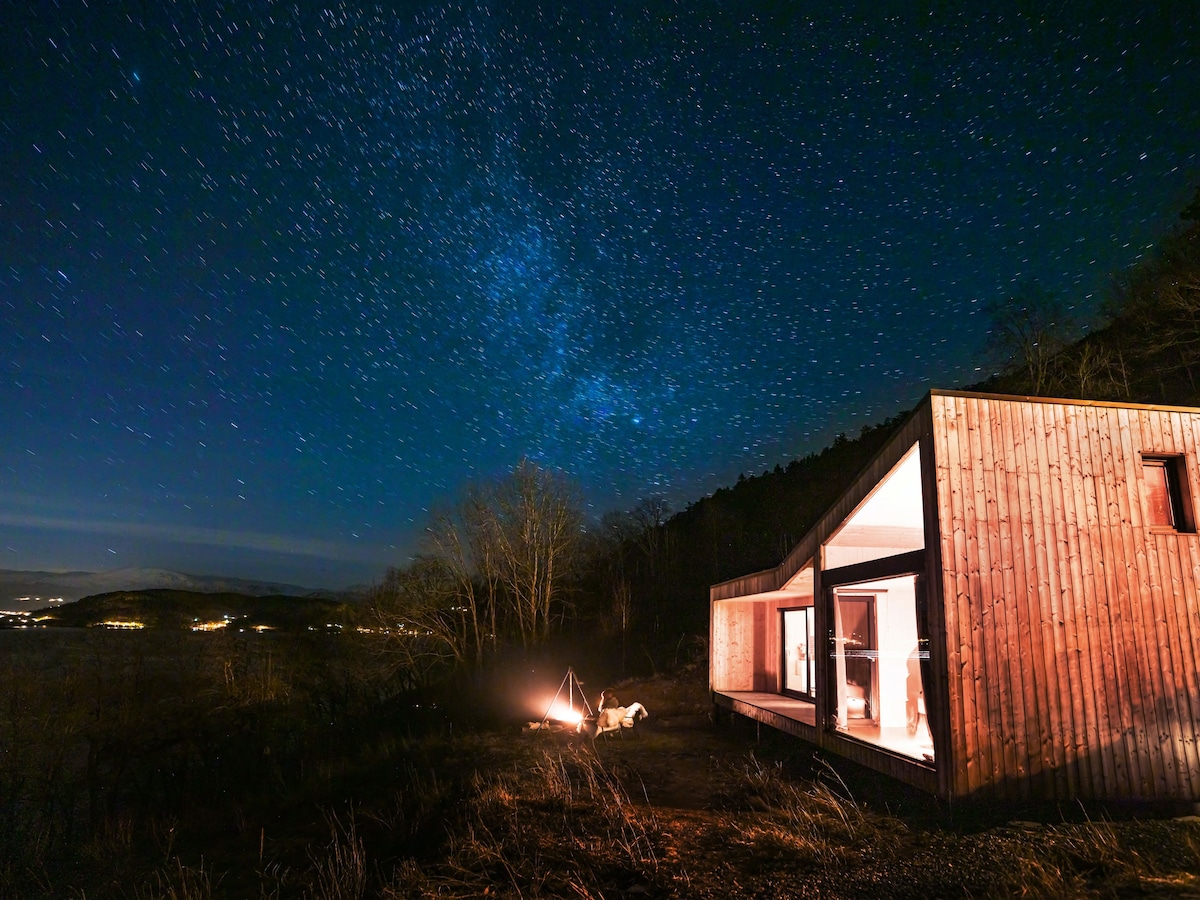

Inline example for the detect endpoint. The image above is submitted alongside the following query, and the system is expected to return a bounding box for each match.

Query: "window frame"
[780,605,817,702]
[1142,453,1196,534]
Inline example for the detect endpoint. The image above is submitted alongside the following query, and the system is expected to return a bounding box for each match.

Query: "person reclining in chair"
[578,701,648,739]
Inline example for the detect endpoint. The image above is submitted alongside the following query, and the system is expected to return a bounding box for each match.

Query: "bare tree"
[470,458,584,648]
[630,496,673,577]
[426,503,498,666]
[1111,225,1200,392]
[1052,338,1123,400]
[369,558,468,684]
[609,577,633,672]
[380,460,584,667]
[985,281,1077,394]
[588,510,637,627]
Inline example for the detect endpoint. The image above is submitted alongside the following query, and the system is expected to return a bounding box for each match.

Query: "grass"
[3,643,1200,898]
[388,748,668,898]
[305,811,366,900]
[133,858,218,900]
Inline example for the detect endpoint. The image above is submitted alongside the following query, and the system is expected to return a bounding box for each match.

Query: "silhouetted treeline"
[978,185,1200,407]
[43,588,366,631]
[577,183,1200,668]
[576,418,905,663]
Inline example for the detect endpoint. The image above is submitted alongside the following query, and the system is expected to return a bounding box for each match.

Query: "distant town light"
[190,620,229,632]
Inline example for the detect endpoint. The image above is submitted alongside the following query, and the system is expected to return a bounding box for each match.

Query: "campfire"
[528,667,592,732]
[526,668,648,737]
[542,701,584,726]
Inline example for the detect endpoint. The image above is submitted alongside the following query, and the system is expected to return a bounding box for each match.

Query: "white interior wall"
[875,577,918,728]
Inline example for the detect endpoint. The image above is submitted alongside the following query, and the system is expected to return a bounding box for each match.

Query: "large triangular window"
[823,443,923,569]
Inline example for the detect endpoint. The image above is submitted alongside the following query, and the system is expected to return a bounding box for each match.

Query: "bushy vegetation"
[0,629,419,898]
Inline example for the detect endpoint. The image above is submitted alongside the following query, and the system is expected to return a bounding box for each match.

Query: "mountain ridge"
[0,567,335,610]
[31,587,366,631]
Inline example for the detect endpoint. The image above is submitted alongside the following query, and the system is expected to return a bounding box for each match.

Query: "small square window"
[1142,455,1195,533]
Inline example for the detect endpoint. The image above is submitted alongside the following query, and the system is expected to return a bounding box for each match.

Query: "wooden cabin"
[710,390,1200,802]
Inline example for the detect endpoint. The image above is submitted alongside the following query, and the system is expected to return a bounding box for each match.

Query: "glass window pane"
[783,607,814,696]
[832,576,933,762]
[824,443,924,568]
[1145,461,1175,527]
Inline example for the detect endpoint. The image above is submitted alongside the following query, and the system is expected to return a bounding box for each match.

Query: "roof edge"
[711,392,934,601]
[711,389,1200,602]
[930,388,1200,415]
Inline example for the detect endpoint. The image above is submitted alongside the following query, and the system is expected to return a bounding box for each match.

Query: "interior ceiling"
[827,524,925,549]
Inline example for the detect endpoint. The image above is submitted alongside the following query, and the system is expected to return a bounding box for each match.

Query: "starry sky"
[2,2,1198,588]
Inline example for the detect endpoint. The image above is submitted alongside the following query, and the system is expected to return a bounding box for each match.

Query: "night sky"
[3,2,1198,588]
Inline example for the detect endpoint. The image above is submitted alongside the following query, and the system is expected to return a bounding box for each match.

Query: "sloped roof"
[710,389,1200,603]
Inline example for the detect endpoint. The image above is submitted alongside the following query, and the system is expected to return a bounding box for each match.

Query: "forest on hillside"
[368,186,1200,678]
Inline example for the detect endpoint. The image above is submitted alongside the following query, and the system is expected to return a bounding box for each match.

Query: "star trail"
[2,2,1197,587]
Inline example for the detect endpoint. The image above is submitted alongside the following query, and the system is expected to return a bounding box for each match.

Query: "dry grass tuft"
[134,857,217,900]
[383,748,669,897]
[989,813,1193,898]
[305,810,367,900]
[720,753,909,869]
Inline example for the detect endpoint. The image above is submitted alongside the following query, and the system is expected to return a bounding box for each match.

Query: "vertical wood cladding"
[932,394,1200,801]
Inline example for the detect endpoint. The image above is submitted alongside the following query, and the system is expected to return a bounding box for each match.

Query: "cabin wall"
[932,394,1200,801]
[711,598,785,692]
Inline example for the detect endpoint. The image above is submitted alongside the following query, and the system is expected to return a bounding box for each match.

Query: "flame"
[543,701,583,724]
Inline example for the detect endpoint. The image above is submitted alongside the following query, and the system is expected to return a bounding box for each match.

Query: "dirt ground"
[557,667,931,813]
[496,667,1200,899]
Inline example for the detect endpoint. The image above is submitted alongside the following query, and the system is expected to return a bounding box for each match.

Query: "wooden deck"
[715,690,941,794]
[714,691,818,742]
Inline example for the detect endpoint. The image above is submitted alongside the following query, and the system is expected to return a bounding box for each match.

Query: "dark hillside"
[45,589,363,632]
[607,416,905,647]
[614,188,1200,658]
[974,191,1200,407]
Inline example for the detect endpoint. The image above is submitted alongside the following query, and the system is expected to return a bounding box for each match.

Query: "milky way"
[2,2,1197,586]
